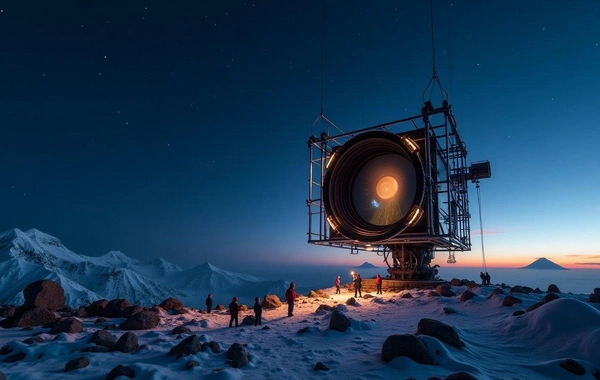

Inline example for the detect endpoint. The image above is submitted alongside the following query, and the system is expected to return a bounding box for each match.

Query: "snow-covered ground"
[1,283,599,380]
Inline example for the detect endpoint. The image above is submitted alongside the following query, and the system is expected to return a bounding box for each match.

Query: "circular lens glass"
[352,154,417,226]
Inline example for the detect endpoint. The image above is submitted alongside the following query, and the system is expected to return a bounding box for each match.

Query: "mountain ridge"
[0,228,287,308]
[520,257,567,270]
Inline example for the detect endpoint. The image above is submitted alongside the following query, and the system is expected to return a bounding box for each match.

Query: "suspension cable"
[476,181,487,272]
[422,0,449,103]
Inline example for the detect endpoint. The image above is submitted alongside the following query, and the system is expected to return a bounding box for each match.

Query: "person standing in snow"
[335,275,341,294]
[228,296,239,327]
[205,293,213,314]
[253,296,263,326]
[375,274,382,294]
[285,283,297,317]
[354,273,362,298]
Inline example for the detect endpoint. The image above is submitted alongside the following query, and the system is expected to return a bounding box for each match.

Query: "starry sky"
[1,1,599,270]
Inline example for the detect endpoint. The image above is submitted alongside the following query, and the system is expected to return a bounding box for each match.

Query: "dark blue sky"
[2,1,599,269]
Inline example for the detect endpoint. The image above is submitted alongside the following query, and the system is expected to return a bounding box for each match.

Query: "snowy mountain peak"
[26,228,65,248]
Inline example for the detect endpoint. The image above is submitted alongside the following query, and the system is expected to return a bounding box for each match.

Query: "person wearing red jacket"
[228,296,239,327]
[335,275,341,294]
[285,283,297,317]
[375,274,383,294]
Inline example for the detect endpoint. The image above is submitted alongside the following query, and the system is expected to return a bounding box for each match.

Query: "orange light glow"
[376,176,398,200]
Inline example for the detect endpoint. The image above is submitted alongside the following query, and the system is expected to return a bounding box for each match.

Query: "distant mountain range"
[0,228,288,308]
[356,262,378,269]
[520,257,567,270]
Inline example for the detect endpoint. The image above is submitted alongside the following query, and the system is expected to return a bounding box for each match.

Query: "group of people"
[479,271,492,286]
[203,282,298,327]
[335,273,383,297]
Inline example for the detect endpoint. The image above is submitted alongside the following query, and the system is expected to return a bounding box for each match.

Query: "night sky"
[2,1,599,270]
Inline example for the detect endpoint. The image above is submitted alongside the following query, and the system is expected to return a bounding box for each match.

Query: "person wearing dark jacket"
[285,283,297,317]
[353,274,362,298]
[228,296,239,327]
[253,297,263,326]
[205,294,213,314]
[335,275,341,294]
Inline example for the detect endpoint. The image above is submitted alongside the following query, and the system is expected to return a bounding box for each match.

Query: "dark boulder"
[502,295,523,307]
[49,317,83,334]
[381,334,433,364]
[444,372,479,380]
[185,360,200,369]
[314,361,330,371]
[85,300,108,317]
[114,332,139,353]
[417,318,464,350]
[172,325,193,335]
[120,311,160,330]
[559,359,586,375]
[87,330,116,350]
[436,284,455,297]
[525,293,560,312]
[103,299,131,318]
[201,341,220,354]
[460,290,477,302]
[65,356,90,372]
[12,307,56,328]
[226,343,249,368]
[547,284,561,293]
[329,310,351,332]
[122,305,143,318]
[23,336,45,344]
[3,351,26,363]
[168,335,203,358]
[23,279,65,311]
[105,365,135,380]
[159,297,184,311]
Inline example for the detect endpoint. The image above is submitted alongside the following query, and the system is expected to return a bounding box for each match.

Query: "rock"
[94,317,108,325]
[381,334,433,364]
[159,297,184,311]
[449,278,462,286]
[547,284,561,293]
[105,365,135,380]
[12,307,56,328]
[202,341,221,354]
[314,361,330,371]
[316,304,333,314]
[436,284,455,297]
[85,300,108,317]
[346,297,357,306]
[525,293,560,312]
[487,288,504,298]
[114,332,139,353]
[417,318,464,350]
[0,306,17,318]
[262,295,282,309]
[185,360,200,369]
[502,295,523,307]
[512,310,525,316]
[559,358,586,375]
[427,291,440,297]
[87,330,116,350]
[443,307,456,314]
[65,356,90,372]
[103,299,131,318]
[226,343,249,368]
[308,289,330,298]
[120,311,160,330]
[329,310,351,332]
[401,293,413,299]
[49,317,83,334]
[0,345,13,355]
[297,326,320,334]
[444,371,479,380]
[23,279,65,311]
[460,290,477,302]
[168,335,203,358]
[590,293,600,303]
[122,305,143,318]
[23,336,45,344]
[3,351,26,363]
[172,325,193,335]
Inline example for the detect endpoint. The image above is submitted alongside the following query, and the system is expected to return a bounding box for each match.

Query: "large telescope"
[307,101,490,281]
